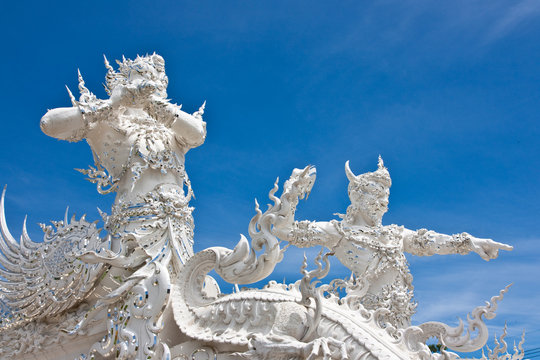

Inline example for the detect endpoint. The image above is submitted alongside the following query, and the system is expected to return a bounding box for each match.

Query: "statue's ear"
[40,107,85,142]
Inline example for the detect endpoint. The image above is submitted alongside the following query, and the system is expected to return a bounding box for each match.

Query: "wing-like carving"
[0,188,108,330]
[413,284,512,353]
[214,165,316,285]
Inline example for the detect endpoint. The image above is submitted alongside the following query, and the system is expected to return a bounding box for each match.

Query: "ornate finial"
[77,69,90,96]
[96,207,108,222]
[103,54,114,73]
[103,55,115,96]
[65,85,78,106]
[193,100,206,119]
[378,155,384,169]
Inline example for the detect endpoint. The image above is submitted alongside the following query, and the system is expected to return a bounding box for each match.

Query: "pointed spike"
[77,68,83,85]
[65,85,77,106]
[21,216,32,248]
[0,186,20,255]
[103,54,114,72]
[20,215,37,256]
[77,69,89,95]
[193,100,206,118]
[64,207,69,225]
[97,207,108,221]
[378,155,385,169]
[102,83,111,96]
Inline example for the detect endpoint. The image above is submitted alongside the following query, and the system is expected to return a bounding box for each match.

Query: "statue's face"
[349,184,389,226]
[126,66,167,95]
[108,56,169,98]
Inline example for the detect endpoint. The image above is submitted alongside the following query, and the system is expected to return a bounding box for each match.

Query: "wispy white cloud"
[484,0,540,43]
[309,0,540,69]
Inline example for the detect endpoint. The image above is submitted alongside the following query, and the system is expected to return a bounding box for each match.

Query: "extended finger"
[496,242,513,251]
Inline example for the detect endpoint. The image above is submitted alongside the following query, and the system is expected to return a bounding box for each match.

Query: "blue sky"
[1,0,539,355]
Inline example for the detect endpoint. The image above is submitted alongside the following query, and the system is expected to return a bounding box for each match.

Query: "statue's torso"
[333,223,416,327]
[84,108,195,267]
[85,108,189,201]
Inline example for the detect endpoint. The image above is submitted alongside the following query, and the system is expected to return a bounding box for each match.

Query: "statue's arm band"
[407,229,473,256]
[287,221,325,248]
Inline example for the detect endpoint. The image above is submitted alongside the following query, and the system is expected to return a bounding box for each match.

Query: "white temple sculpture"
[0,54,523,360]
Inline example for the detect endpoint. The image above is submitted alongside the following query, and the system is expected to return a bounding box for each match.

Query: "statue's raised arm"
[0,54,520,360]
[11,54,209,358]
[40,54,206,202]
[42,54,205,146]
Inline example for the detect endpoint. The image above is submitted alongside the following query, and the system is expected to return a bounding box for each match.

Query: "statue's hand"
[110,82,157,107]
[470,236,513,261]
[272,166,317,239]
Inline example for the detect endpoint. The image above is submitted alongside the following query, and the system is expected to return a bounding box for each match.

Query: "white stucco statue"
[273,157,512,328]
[41,53,206,269]
[0,54,523,360]
[1,54,206,359]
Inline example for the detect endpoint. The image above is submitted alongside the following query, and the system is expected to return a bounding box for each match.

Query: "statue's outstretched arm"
[278,220,342,249]
[401,227,512,260]
[40,107,85,142]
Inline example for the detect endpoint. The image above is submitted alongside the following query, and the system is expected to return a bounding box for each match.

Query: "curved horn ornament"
[345,160,356,182]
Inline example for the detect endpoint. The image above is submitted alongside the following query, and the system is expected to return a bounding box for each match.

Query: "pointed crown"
[345,156,391,195]
[103,53,168,95]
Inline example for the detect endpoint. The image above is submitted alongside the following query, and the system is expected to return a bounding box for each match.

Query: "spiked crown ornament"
[103,52,169,97]
[345,156,391,198]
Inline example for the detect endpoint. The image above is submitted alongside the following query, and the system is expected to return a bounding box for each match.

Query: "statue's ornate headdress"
[345,156,391,197]
[103,53,168,96]
[66,53,169,110]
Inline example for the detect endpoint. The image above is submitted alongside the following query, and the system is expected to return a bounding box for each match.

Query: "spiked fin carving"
[0,188,108,330]
[416,285,512,353]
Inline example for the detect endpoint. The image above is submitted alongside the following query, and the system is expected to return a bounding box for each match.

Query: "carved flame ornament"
[0,54,521,360]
